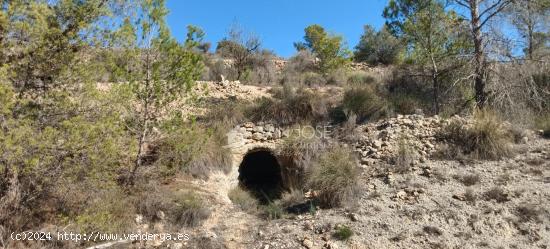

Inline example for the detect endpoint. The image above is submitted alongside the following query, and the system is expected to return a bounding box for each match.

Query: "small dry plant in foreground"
[307,145,360,208]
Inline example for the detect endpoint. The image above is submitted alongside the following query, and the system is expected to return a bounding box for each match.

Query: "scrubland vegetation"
[0,0,549,248]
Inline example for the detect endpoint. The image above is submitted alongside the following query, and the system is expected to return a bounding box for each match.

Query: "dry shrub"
[248,86,328,126]
[423,226,443,236]
[484,187,510,203]
[516,204,544,223]
[389,92,424,115]
[202,56,237,81]
[535,114,550,138]
[392,137,414,173]
[228,187,258,212]
[280,189,306,208]
[301,72,327,86]
[386,67,433,114]
[488,61,550,127]
[73,189,135,234]
[285,50,317,73]
[307,146,360,208]
[325,69,348,85]
[201,99,251,130]
[241,51,279,85]
[137,190,166,222]
[459,174,481,186]
[155,125,232,179]
[439,110,512,160]
[187,237,227,249]
[168,191,210,227]
[347,71,376,85]
[333,113,359,142]
[341,85,387,123]
[279,50,318,85]
[277,135,325,189]
[464,188,477,204]
[138,190,210,227]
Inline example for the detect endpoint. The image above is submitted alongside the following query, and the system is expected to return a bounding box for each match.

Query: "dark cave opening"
[238,149,284,203]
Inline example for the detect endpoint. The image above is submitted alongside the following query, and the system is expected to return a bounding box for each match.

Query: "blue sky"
[166,0,389,58]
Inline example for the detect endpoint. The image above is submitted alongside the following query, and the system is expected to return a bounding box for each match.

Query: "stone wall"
[226,122,286,149]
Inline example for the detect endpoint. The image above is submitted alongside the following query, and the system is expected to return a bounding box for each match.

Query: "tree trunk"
[432,73,440,115]
[526,0,534,60]
[430,55,440,114]
[129,49,152,186]
[470,0,487,108]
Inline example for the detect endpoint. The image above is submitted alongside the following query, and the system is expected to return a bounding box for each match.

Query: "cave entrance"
[238,149,284,204]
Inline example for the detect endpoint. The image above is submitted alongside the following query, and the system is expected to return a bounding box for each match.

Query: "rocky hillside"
[126,93,550,249]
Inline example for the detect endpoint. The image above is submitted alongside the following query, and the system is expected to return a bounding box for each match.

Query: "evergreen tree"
[294,24,351,74]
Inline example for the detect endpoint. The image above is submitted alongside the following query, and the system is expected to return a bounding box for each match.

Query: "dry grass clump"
[138,190,210,227]
[307,146,360,208]
[261,201,286,220]
[516,204,545,223]
[248,85,328,126]
[392,137,414,173]
[228,187,258,212]
[439,110,513,160]
[341,85,387,123]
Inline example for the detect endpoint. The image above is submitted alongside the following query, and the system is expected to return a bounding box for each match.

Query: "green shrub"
[261,201,285,220]
[333,225,354,241]
[439,110,512,160]
[307,146,360,208]
[341,86,387,123]
[354,24,403,65]
[228,187,258,212]
[295,24,351,74]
